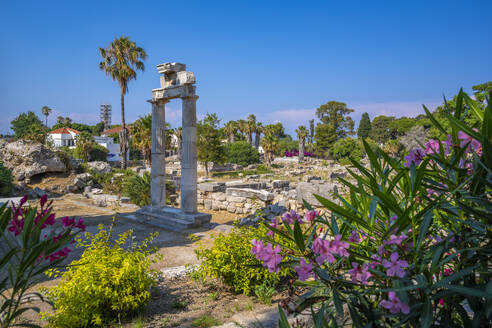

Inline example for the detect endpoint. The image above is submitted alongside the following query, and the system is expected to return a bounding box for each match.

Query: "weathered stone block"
[226,188,274,201]
[296,182,338,206]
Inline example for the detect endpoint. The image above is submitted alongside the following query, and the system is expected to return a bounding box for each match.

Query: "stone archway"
[130,63,211,231]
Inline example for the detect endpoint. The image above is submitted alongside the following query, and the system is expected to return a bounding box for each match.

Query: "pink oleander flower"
[331,234,349,257]
[251,240,283,272]
[348,230,360,243]
[312,237,335,265]
[444,268,453,276]
[282,210,301,224]
[60,216,75,227]
[8,217,24,236]
[439,298,445,306]
[74,218,85,231]
[294,258,313,281]
[382,252,408,278]
[381,292,410,314]
[404,148,425,168]
[57,247,71,257]
[385,232,408,246]
[458,130,482,155]
[424,139,440,155]
[390,215,398,222]
[348,262,372,285]
[370,254,381,269]
[304,210,318,223]
[251,239,265,259]
[378,245,388,256]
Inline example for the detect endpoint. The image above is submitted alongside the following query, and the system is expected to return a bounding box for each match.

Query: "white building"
[98,126,130,162]
[47,127,80,148]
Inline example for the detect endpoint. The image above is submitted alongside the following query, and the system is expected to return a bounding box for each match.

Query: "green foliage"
[330,137,364,165]
[74,132,95,162]
[122,172,151,206]
[369,115,395,143]
[276,137,298,156]
[197,113,225,176]
[315,101,355,139]
[10,111,44,139]
[192,225,290,295]
[190,315,222,328]
[357,112,371,139]
[51,116,73,130]
[41,224,160,327]
[90,143,109,162]
[254,279,276,305]
[224,141,260,166]
[0,162,13,196]
[314,123,337,157]
[267,89,492,327]
[1,197,82,328]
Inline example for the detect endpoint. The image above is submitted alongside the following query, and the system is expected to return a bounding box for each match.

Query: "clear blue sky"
[1,0,491,136]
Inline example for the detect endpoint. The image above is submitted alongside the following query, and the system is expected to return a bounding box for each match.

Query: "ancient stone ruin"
[126,63,211,230]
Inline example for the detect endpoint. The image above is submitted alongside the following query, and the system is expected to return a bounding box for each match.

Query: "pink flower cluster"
[348,262,371,285]
[312,234,349,265]
[294,258,313,281]
[251,239,283,272]
[7,195,86,263]
[381,292,410,314]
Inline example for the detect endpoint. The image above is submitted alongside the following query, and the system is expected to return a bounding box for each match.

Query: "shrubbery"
[254,90,492,327]
[330,137,364,164]
[41,224,161,327]
[192,224,291,295]
[0,161,13,196]
[224,141,260,166]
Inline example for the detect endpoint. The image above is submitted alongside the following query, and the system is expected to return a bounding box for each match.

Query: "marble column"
[180,95,198,214]
[150,99,168,208]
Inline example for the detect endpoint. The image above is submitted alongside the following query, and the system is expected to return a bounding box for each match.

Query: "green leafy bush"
[0,161,13,196]
[41,224,161,327]
[224,141,260,166]
[122,172,174,206]
[254,279,276,305]
[90,144,109,162]
[192,225,291,295]
[261,90,492,327]
[330,137,364,164]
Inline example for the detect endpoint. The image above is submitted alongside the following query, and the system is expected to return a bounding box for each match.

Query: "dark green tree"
[472,81,492,104]
[357,112,371,139]
[314,123,337,158]
[388,117,416,138]
[309,119,315,144]
[10,111,44,139]
[224,141,260,166]
[315,101,355,139]
[369,115,395,144]
[197,113,225,177]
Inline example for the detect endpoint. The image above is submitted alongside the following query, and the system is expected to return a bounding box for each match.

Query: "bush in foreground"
[192,224,291,295]
[0,162,13,196]
[255,90,492,327]
[41,224,161,327]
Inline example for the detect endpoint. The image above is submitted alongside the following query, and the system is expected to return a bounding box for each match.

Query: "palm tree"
[99,36,147,169]
[296,125,309,162]
[224,120,238,143]
[261,133,279,166]
[254,122,263,149]
[309,119,315,145]
[236,119,247,140]
[75,132,95,162]
[246,114,256,146]
[132,114,152,167]
[41,106,52,127]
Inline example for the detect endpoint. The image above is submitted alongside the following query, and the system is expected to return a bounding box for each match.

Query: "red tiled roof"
[101,125,132,135]
[48,127,81,135]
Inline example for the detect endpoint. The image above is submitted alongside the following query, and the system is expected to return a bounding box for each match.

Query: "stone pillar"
[180,94,198,214]
[150,99,168,208]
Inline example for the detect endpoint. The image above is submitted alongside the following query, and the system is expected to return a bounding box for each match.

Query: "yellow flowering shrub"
[41,225,161,327]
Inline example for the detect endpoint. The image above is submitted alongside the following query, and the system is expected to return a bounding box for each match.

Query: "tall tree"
[246,114,256,146]
[236,119,247,139]
[315,101,355,139]
[296,125,308,162]
[174,127,182,158]
[10,111,44,139]
[357,112,371,139]
[369,115,396,144]
[52,116,73,129]
[315,123,337,158]
[132,114,152,167]
[261,126,279,166]
[254,122,263,149]
[197,113,225,177]
[224,120,238,143]
[309,119,315,145]
[41,106,52,127]
[99,36,147,169]
[74,132,95,162]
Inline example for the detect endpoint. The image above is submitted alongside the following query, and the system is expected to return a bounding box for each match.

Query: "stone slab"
[226,187,274,201]
[296,182,338,206]
[123,206,211,232]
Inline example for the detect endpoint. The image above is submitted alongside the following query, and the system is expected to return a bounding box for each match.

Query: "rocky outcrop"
[0,139,66,182]
[86,161,112,175]
[296,181,338,206]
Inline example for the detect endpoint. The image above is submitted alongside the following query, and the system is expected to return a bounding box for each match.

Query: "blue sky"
[1,0,491,136]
